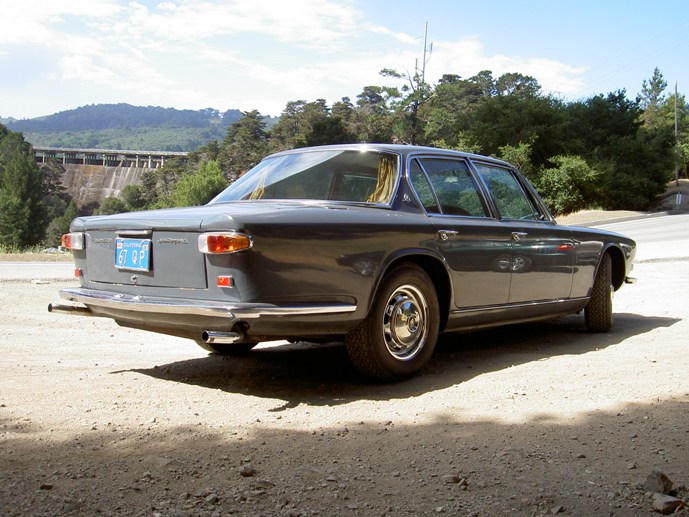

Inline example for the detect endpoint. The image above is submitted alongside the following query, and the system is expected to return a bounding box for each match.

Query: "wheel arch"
[375,252,451,332]
[604,245,627,291]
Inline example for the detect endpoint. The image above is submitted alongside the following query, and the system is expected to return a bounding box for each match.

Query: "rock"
[252,480,275,490]
[239,464,256,477]
[550,505,564,514]
[652,494,685,515]
[645,469,673,494]
[204,493,219,504]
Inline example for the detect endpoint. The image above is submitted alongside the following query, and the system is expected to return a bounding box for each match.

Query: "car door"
[409,157,513,308]
[472,162,575,303]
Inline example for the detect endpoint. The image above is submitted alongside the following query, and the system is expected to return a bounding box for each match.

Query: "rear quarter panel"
[214,204,440,318]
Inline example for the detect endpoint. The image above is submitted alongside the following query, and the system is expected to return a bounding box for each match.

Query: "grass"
[0,245,73,262]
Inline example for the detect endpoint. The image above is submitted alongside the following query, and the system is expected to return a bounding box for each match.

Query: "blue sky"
[1,0,687,119]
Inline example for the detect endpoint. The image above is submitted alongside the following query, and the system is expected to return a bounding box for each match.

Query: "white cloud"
[0,0,594,118]
[428,37,588,96]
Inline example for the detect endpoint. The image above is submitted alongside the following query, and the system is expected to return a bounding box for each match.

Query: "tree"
[467,93,566,167]
[468,70,497,98]
[537,155,601,214]
[379,67,431,145]
[218,110,269,183]
[45,199,77,246]
[499,140,537,180]
[563,90,673,209]
[96,196,129,215]
[496,72,541,98]
[120,184,147,210]
[171,160,226,207]
[0,131,47,248]
[352,86,395,143]
[269,100,329,151]
[304,116,354,146]
[639,67,667,127]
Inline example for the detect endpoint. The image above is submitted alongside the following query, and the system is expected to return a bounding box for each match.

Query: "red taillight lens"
[61,232,85,250]
[198,233,252,254]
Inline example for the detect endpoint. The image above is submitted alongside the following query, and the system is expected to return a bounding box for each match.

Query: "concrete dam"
[34,147,187,209]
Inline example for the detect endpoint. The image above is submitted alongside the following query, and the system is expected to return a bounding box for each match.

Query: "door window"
[473,164,542,220]
[410,158,488,217]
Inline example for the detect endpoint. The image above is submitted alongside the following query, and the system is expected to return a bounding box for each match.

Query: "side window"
[474,164,542,220]
[416,158,488,217]
[409,159,440,213]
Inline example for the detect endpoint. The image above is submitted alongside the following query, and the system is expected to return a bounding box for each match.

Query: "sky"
[1,0,688,120]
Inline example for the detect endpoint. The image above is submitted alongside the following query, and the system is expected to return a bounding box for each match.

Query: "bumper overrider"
[49,287,357,342]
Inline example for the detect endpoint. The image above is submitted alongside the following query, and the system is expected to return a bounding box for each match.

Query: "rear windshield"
[210,150,399,205]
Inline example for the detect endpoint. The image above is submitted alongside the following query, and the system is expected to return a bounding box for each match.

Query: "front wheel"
[585,253,613,332]
[346,263,439,381]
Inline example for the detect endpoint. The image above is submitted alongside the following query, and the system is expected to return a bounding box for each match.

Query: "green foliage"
[24,126,228,152]
[171,160,226,207]
[45,199,77,246]
[0,135,47,248]
[96,196,129,215]
[639,67,667,127]
[3,64,688,235]
[8,103,240,132]
[121,184,147,210]
[218,110,269,183]
[498,140,537,180]
[537,155,601,214]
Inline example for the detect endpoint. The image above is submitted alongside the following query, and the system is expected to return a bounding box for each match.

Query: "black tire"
[346,263,439,381]
[585,253,613,332]
[195,340,258,355]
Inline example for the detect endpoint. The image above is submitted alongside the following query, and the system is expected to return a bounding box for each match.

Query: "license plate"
[115,238,151,271]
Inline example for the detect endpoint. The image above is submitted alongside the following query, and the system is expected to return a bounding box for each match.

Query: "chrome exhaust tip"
[202,330,242,345]
[48,303,94,316]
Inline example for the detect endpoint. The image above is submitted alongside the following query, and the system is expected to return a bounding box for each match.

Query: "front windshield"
[210,150,399,204]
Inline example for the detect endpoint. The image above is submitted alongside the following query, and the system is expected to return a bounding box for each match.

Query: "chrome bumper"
[51,287,356,319]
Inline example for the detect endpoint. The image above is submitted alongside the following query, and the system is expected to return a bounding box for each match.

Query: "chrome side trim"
[449,296,589,314]
[57,287,357,319]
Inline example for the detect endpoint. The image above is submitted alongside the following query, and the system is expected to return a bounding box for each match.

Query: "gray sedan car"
[51,144,636,381]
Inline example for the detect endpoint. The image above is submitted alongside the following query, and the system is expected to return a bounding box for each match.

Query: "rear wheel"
[346,263,439,381]
[585,253,613,332]
[195,340,258,355]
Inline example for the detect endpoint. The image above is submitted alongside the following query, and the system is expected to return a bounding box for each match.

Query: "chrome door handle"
[437,230,459,241]
[511,232,528,242]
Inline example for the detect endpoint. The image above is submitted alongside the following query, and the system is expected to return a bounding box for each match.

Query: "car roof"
[266,143,514,168]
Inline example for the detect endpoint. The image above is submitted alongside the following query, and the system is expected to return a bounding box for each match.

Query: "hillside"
[23,127,226,153]
[7,104,242,131]
[4,103,248,152]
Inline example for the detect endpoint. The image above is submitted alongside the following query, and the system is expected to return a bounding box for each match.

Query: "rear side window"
[411,158,488,217]
[474,163,542,220]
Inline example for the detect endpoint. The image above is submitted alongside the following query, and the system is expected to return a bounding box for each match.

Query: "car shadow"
[126,312,678,410]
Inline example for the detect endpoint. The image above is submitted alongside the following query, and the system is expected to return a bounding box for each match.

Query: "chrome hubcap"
[382,285,428,361]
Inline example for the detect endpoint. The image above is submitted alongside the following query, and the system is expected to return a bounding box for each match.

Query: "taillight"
[198,232,253,254]
[61,232,85,250]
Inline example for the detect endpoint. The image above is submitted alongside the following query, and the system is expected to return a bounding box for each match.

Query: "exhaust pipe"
[48,303,95,317]
[202,330,242,345]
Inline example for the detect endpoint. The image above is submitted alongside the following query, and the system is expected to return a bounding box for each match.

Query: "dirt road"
[1,248,688,515]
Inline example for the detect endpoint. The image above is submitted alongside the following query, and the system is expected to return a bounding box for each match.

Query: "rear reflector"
[198,232,252,254]
[217,276,233,288]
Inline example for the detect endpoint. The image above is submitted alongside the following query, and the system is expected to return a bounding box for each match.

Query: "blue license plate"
[115,238,151,271]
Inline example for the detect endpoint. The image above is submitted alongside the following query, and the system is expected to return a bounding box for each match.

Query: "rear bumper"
[50,287,358,338]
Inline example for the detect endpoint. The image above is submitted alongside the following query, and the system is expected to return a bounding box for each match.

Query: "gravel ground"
[1,243,688,516]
